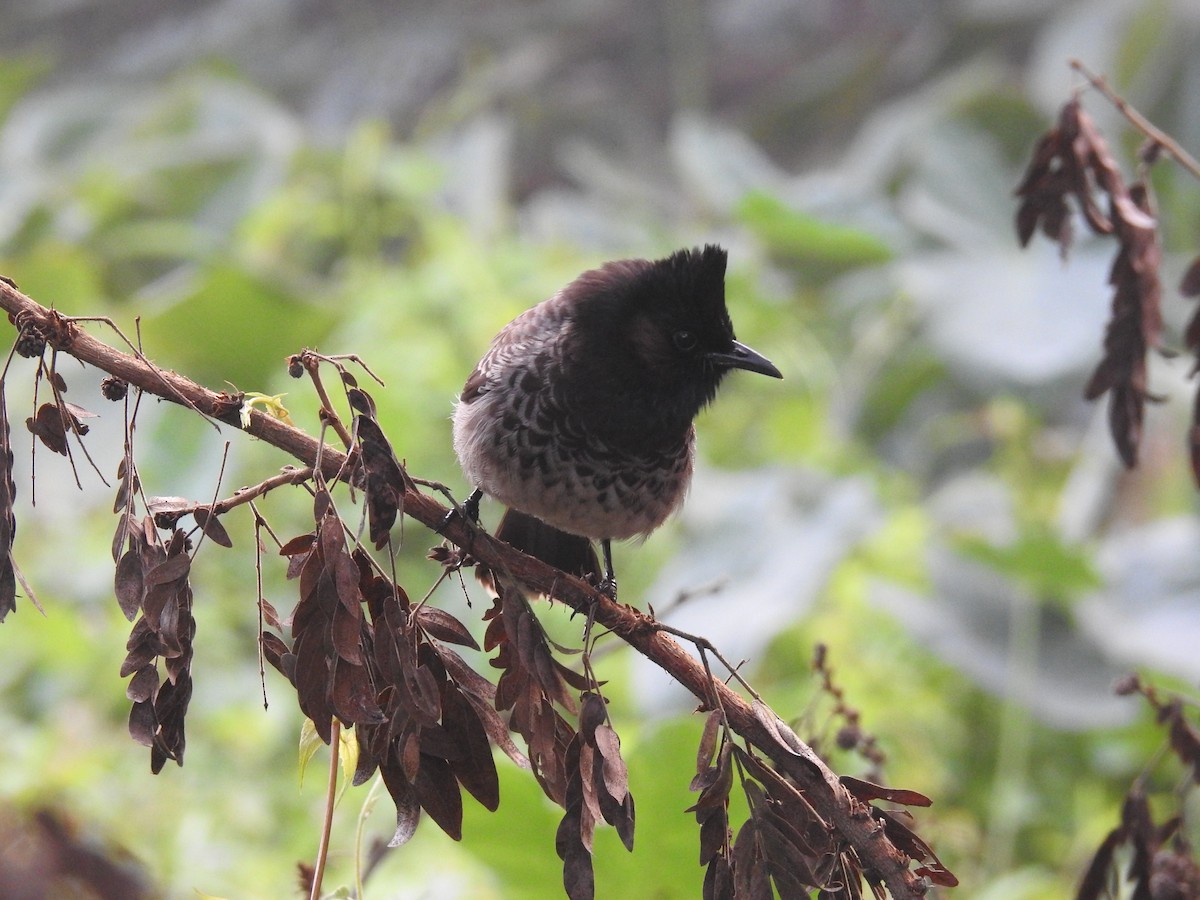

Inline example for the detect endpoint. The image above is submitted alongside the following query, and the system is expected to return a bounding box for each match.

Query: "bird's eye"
[672,329,698,352]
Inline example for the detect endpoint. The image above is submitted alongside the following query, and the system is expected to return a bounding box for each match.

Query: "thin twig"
[1071,59,1200,181]
[310,718,341,900]
[300,352,355,449]
[189,443,230,556]
[251,502,270,711]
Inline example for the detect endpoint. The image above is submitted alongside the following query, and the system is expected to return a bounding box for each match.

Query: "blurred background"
[2,0,1199,897]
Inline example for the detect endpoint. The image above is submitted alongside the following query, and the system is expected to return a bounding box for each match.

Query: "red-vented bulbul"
[453,244,781,594]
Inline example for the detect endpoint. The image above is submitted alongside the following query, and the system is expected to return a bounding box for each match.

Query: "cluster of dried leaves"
[0,308,103,621]
[1016,93,1200,481]
[690,708,956,900]
[1076,675,1200,900]
[1016,96,1162,468]
[116,519,196,773]
[0,304,952,899]
[1015,74,1200,899]
[249,396,643,896]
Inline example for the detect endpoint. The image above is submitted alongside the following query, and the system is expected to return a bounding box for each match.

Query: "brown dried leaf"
[699,808,730,866]
[579,692,607,740]
[554,660,596,693]
[293,628,334,744]
[128,699,156,747]
[145,552,191,588]
[412,753,464,841]
[593,724,629,804]
[111,511,134,562]
[355,415,406,550]
[330,657,384,725]
[27,403,67,455]
[688,742,734,808]
[379,761,422,847]
[754,818,817,896]
[114,548,143,621]
[877,808,959,887]
[261,632,292,681]
[1076,826,1125,900]
[330,595,364,664]
[414,606,480,650]
[193,506,232,548]
[1181,255,1200,298]
[442,687,500,811]
[126,665,159,703]
[409,663,443,724]
[1165,701,1200,782]
[839,775,932,808]
[559,821,594,900]
[697,709,723,773]
[279,533,316,558]
[732,818,764,899]
[703,855,734,900]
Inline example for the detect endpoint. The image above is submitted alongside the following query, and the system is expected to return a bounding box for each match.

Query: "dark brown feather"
[495,509,601,581]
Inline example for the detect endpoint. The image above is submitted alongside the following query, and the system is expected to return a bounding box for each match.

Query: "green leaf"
[736,190,892,267]
[298,718,323,786]
[954,526,1101,601]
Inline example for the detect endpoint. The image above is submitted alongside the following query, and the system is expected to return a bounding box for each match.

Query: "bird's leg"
[438,487,483,534]
[597,538,618,600]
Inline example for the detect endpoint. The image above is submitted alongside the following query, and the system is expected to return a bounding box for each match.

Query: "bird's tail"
[495,508,601,581]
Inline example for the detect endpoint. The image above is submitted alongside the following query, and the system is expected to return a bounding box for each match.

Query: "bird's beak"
[709,340,782,379]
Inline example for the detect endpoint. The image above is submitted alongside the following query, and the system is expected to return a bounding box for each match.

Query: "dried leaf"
[261,632,292,681]
[1181,255,1200,298]
[330,656,384,725]
[330,595,364,664]
[27,403,67,455]
[698,808,729,866]
[379,762,422,847]
[876,808,958,887]
[415,606,480,650]
[193,506,232,548]
[355,415,406,549]
[1165,701,1200,782]
[114,549,143,621]
[697,709,723,773]
[412,753,464,841]
[1075,826,1125,900]
[128,699,156,747]
[703,855,734,900]
[593,724,629,804]
[442,686,500,811]
[279,533,316,558]
[145,552,191,588]
[126,665,159,703]
[839,775,932,808]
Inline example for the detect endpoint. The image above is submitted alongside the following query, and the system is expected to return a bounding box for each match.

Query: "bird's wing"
[459,298,569,403]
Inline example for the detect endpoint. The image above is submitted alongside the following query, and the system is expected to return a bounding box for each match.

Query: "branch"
[0,279,931,898]
[1070,58,1200,180]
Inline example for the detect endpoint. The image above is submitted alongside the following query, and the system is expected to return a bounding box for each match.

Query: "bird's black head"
[565,244,781,431]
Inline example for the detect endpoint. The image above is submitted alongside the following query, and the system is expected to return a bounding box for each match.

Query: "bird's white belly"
[453,392,691,540]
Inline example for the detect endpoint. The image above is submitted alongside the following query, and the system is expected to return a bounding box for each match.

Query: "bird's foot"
[438,487,483,534]
[597,575,617,601]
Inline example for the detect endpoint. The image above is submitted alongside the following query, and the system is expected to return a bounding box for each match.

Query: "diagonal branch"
[0,279,930,898]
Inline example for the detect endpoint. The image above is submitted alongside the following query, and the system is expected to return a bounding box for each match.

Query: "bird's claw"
[597,576,617,601]
[438,488,483,535]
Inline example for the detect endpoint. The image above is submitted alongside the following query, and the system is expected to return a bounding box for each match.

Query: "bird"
[452,244,781,596]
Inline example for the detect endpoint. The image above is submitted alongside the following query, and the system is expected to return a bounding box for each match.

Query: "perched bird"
[452,244,781,594]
